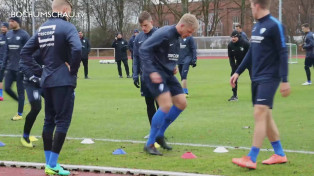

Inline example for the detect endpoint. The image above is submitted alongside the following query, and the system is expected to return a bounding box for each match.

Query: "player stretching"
[230,0,291,169]
[140,14,199,155]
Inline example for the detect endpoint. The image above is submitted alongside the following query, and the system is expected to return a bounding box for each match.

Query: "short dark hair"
[251,0,271,9]
[302,23,310,28]
[138,11,152,24]
[235,24,242,29]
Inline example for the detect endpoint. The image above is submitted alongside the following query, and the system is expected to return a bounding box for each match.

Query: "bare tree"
[159,0,201,21]
[113,0,125,33]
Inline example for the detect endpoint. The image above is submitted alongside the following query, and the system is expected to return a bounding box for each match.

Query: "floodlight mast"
[279,0,282,22]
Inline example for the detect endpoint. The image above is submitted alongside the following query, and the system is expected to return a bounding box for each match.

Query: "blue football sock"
[146,108,167,146]
[271,140,285,156]
[48,152,59,168]
[156,105,183,138]
[44,151,51,165]
[247,146,260,163]
[183,88,188,94]
[18,112,23,116]
[0,89,3,97]
[23,133,29,139]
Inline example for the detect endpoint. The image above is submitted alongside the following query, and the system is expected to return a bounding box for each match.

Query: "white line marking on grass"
[0,161,219,176]
[1,134,314,155]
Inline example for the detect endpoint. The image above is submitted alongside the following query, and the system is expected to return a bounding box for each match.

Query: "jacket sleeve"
[66,25,82,75]
[303,33,314,50]
[139,31,167,74]
[123,39,128,51]
[1,42,8,70]
[273,24,288,82]
[111,40,117,48]
[20,34,41,78]
[128,37,133,52]
[132,36,140,80]
[190,37,197,62]
[87,38,91,54]
[235,46,252,75]
[228,43,236,69]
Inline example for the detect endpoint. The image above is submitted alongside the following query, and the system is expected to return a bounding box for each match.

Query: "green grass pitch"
[0,59,313,175]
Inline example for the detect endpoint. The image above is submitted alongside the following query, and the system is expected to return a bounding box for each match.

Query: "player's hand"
[190,59,197,67]
[65,62,70,71]
[173,67,178,75]
[280,82,291,97]
[133,77,140,88]
[29,75,41,87]
[230,73,239,88]
[150,72,162,83]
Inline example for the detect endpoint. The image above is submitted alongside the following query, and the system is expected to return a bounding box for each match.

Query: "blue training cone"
[112,148,126,155]
[0,141,5,147]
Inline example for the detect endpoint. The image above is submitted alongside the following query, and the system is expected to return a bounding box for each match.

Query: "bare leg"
[252,105,269,148]
[266,109,280,142]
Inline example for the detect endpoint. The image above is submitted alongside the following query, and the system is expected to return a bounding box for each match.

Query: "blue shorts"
[305,56,314,67]
[251,81,280,109]
[143,71,184,98]
[140,73,153,97]
[178,64,190,80]
[24,82,43,103]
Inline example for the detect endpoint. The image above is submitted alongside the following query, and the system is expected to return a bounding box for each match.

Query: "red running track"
[0,167,127,176]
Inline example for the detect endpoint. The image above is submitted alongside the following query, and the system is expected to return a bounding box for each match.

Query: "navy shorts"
[143,71,184,98]
[251,80,280,109]
[24,82,43,103]
[140,73,153,97]
[305,56,314,67]
[178,64,190,80]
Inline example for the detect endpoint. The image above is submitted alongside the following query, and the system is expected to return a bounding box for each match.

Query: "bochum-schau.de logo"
[10,11,85,19]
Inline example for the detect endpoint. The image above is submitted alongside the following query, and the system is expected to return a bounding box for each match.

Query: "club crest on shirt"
[83,40,85,43]
[16,36,21,40]
[122,41,124,44]
[260,28,266,34]
[240,47,244,51]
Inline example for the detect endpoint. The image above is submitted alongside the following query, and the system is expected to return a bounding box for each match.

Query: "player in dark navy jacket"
[139,13,199,155]
[112,33,130,78]
[0,22,9,101]
[230,0,290,169]
[129,29,139,59]
[20,0,81,175]
[129,29,139,75]
[133,11,158,139]
[19,49,43,148]
[227,30,250,101]
[178,36,197,97]
[1,17,30,120]
[235,24,249,41]
[79,31,91,79]
[300,23,314,85]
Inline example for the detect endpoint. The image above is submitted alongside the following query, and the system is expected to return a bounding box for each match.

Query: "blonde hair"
[52,0,72,10]
[178,13,199,31]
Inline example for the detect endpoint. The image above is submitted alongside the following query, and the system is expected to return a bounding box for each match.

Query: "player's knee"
[160,103,172,112]
[305,65,310,70]
[176,99,187,110]
[254,105,268,119]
